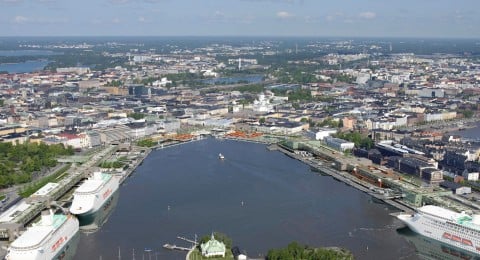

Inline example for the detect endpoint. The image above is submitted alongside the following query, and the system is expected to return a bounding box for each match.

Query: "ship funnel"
[93,171,102,180]
[472,215,480,226]
[40,210,54,226]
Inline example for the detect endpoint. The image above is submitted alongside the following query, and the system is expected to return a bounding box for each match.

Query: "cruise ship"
[398,227,480,260]
[78,190,120,233]
[5,210,79,260]
[397,205,480,255]
[69,171,119,225]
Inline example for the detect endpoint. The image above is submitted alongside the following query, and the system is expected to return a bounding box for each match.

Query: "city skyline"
[0,0,479,38]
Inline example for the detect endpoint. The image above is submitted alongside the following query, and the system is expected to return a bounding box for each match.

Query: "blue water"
[452,122,480,139]
[0,60,49,73]
[200,75,264,85]
[73,139,419,260]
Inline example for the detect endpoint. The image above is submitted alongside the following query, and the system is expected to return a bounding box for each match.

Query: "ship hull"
[398,227,480,260]
[51,232,80,260]
[398,213,480,256]
[78,190,119,233]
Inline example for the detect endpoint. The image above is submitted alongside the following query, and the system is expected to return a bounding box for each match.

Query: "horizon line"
[0,35,479,40]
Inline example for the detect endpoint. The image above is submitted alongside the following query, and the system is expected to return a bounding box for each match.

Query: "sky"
[0,0,479,38]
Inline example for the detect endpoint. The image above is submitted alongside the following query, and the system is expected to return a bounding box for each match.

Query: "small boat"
[218,153,225,160]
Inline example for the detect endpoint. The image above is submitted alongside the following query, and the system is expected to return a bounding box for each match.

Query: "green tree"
[267,241,353,260]
[128,113,145,120]
[137,138,156,147]
[0,142,72,188]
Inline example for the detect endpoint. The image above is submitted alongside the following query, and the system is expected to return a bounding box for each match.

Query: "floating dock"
[163,244,192,251]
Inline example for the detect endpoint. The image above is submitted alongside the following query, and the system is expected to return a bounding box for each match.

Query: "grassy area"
[188,248,234,260]
[0,194,5,201]
[19,163,72,198]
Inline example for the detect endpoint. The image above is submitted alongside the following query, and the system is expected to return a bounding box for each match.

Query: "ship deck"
[10,214,67,249]
[420,205,480,231]
[75,173,111,194]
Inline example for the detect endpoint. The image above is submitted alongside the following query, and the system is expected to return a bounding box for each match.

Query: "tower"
[238,58,241,70]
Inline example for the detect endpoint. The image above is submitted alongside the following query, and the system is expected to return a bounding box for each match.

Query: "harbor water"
[73,138,419,260]
[451,122,480,140]
[0,60,49,73]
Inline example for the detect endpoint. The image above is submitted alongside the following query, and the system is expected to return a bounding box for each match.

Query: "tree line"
[0,142,74,188]
[267,241,353,260]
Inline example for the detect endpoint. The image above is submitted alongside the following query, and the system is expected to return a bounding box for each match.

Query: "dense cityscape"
[0,36,479,259]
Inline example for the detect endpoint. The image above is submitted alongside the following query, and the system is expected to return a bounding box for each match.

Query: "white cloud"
[325,12,344,22]
[112,18,121,23]
[277,11,294,19]
[358,11,376,19]
[13,15,28,23]
[138,16,146,22]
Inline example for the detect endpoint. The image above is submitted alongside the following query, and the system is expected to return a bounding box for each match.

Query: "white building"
[424,111,456,122]
[56,67,90,74]
[200,234,226,258]
[463,172,479,181]
[152,77,172,87]
[324,136,355,151]
[308,129,337,140]
[418,88,445,98]
[252,93,274,113]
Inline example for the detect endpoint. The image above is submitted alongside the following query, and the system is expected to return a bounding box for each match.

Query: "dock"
[163,244,193,251]
[177,236,198,245]
[275,144,415,214]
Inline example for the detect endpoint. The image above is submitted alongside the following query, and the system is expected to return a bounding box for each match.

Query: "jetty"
[163,244,193,251]
[177,236,198,245]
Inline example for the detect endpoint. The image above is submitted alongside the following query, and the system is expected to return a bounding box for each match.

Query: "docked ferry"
[69,171,119,224]
[78,190,120,233]
[5,210,79,260]
[397,205,480,255]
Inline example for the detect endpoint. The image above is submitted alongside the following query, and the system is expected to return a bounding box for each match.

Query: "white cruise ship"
[398,205,480,255]
[69,172,119,223]
[5,210,79,260]
[398,227,480,260]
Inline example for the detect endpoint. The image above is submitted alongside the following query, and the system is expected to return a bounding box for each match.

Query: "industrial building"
[440,181,472,195]
[386,156,442,184]
[324,136,355,152]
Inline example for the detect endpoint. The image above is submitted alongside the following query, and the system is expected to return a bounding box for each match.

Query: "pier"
[177,236,198,246]
[275,144,415,213]
[163,235,198,254]
[0,143,149,242]
[163,244,193,251]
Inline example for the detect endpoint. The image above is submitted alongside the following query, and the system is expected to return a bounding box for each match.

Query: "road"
[0,163,67,212]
